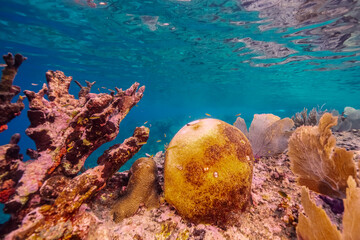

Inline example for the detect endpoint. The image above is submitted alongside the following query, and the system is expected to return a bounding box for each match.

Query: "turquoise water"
[1,0,360,169]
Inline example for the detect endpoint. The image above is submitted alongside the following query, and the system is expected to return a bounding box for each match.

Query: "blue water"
[0,1,359,222]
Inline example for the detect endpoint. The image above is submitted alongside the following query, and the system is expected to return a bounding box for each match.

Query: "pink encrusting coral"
[0,64,149,237]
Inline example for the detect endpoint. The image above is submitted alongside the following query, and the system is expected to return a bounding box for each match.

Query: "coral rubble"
[0,66,148,238]
[0,53,26,132]
[164,118,254,226]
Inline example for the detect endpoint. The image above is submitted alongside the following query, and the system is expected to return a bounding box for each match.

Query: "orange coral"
[297,187,341,240]
[0,125,8,133]
[297,177,360,240]
[0,188,15,203]
[342,176,360,239]
[288,113,357,199]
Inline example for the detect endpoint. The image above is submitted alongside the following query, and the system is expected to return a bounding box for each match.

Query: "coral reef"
[233,115,248,138]
[0,134,24,204]
[164,118,253,226]
[0,53,26,132]
[5,127,149,239]
[288,113,357,199]
[333,106,360,132]
[0,67,149,237]
[111,157,160,222]
[297,176,360,240]
[343,107,360,129]
[234,114,294,158]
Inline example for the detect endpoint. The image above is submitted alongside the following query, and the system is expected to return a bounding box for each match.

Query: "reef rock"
[164,118,253,226]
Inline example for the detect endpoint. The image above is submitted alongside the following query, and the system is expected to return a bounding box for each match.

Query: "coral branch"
[0,53,26,130]
[0,134,24,204]
[4,70,145,224]
[5,126,149,239]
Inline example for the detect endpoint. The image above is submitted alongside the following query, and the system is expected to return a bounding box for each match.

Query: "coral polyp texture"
[0,53,26,132]
[0,67,149,238]
[111,157,160,222]
[164,118,254,226]
[234,114,294,158]
[288,113,357,199]
[297,177,360,240]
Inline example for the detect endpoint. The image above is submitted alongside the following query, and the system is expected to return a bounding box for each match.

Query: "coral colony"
[0,53,360,239]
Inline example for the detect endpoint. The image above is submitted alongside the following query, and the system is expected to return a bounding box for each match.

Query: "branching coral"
[297,176,360,240]
[0,134,24,203]
[5,127,149,239]
[291,107,319,128]
[288,113,357,199]
[0,65,149,237]
[234,114,294,158]
[0,53,26,132]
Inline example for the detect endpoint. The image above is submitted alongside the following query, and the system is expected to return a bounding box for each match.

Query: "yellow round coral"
[164,118,254,226]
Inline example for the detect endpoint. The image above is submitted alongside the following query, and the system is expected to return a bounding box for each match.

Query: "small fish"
[99,1,107,5]
[240,140,246,144]
[82,139,92,146]
[97,88,100,92]
[0,64,7,67]
[67,146,73,152]
[278,191,289,199]
[101,87,107,89]
[186,120,199,126]
[205,113,211,117]
[156,140,162,143]
[145,153,154,157]
[166,145,177,151]
[164,133,166,138]
[138,142,147,145]
[31,83,38,86]
[235,113,241,116]
[62,104,71,107]
[89,116,100,119]
[149,124,152,127]
[144,121,148,124]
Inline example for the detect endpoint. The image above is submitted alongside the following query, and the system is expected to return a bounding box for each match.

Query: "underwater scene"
[0,0,360,239]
